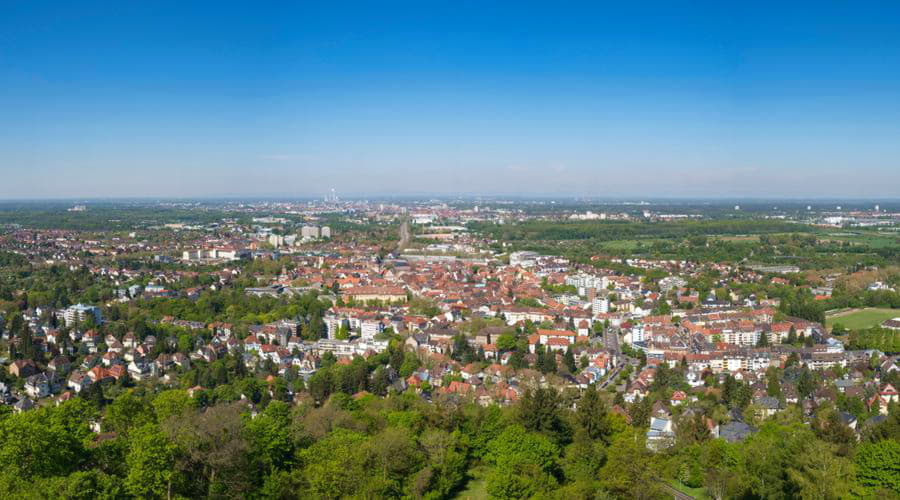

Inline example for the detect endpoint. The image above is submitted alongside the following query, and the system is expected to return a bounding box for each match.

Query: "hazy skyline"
[3,2,900,199]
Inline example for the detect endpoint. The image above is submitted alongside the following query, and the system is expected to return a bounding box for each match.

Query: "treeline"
[470,219,808,242]
[0,206,239,231]
[0,263,114,311]
[1,379,898,498]
[846,328,900,353]
[0,251,27,268]
[104,290,332,340]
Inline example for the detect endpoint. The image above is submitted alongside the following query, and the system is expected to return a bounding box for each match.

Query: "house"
[646,417,675,450]
[720,421,753,442]
[107,364,127,381]
[48,356,71,375]
[67,371,92,393]
[9,359,37,378]
[838,411,858,431]
[128,361,152,380]
[87,366,112,384]
[576,319,591,337]
[25,373,51,398]
[881,383,899,403]
[244,335,262,352]
[754,396,782,417]
[122,332,139,349]
[625,379,650,403]
[868,383,899,415]
[13,398,35,413]
[101,351,122,367]
[172,352,191,369]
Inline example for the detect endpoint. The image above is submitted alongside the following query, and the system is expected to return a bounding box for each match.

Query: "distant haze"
[2,2,900,199]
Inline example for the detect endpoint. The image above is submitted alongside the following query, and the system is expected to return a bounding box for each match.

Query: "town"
[0,198,897,498]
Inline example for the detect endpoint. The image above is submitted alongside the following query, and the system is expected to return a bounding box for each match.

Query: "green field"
[453,466,488,500]
[600,239,645,251]
[826,307,899,331]
[819,231,900,249]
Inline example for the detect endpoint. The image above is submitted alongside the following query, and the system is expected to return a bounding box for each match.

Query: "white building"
[301,226,320,239]
[592,297,610,315]
[64,304,102,327]
[658,276,687,294]
[509,251,540,267]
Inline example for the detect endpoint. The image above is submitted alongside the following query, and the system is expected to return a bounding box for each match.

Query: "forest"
[1,375,898,499]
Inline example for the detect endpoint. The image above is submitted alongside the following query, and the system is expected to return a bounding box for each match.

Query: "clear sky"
[2,1,900,199]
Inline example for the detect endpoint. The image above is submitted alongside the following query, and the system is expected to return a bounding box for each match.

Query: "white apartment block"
[63,304,102,327]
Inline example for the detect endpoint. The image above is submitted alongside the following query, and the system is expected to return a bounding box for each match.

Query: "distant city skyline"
[2,2,900,199]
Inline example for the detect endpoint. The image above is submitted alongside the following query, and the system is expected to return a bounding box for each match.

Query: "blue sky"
[2,1,900,199]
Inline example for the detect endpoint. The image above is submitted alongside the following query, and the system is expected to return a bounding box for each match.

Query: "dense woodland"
[1,370,898,499]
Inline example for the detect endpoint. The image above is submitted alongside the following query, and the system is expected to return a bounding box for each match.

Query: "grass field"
[819,231,900,249]
[452,466,488,500]
[600,239,645,251]
[826,307,899,331]
[714,234,761,242]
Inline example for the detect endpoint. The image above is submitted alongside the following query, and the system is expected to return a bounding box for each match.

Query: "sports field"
[826,307,899,331]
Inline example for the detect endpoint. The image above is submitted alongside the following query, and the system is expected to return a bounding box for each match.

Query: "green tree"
[153,389,197,422]
[563,347,577,373]
[162,402,252,496]
[797,366,817,400]
[38,470,125,499]
[247,400,294,471]
[676,412,711,446]
[576,385,611,443]
[786,326,798,345]
[518,387,569,444]
[496,333,517,351]
[561,428,607,483]
[104,390,154,436]
[599,428,662,499]
[416,429,468,498]
[125,424,178,499]
[297,428,368,498]
[0,409,82,490]
[335,323,350,340]
[365,426,423,496]
[740,420,820,499]
[855,439,900,494]
[485,425,560,499]
[786,440,856,499]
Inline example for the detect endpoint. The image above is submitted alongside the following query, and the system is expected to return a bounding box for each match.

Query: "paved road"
[398,218,410,250]
[599,362,625,389]
[598,327,628,390]
[604,327,620,354]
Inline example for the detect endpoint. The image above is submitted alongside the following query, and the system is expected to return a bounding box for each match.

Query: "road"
[599,361,625,390]
[604,326,620,354]
[397,218,410,251]
[598,327,628,389]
